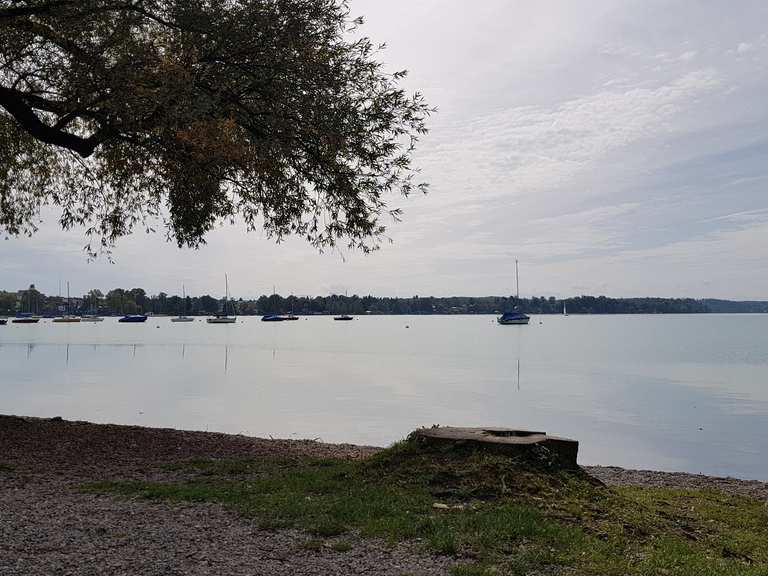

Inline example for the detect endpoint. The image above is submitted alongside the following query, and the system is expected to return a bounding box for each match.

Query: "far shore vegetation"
[2,284,766,317]
[87,437,768,576]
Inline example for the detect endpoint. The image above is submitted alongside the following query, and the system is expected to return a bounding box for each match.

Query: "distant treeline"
[1,286,766,316]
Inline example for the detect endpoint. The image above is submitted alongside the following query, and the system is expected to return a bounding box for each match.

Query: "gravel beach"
[2,414,766,575]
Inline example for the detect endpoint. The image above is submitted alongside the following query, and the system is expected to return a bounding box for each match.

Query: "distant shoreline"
[4,287,768,317]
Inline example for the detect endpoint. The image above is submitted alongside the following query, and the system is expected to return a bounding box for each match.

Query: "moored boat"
[207,315,236,324]
[207,274,237,324]
[497,260,529,326]
[261,314,286,322]
[334,314,354,321]
[118,314,148,323]
[52,315,81,323]
[80,315,104,322]
[53,282,80,323]
[12,313,40,324]
[172,284,195,322]
[497,311,530,325]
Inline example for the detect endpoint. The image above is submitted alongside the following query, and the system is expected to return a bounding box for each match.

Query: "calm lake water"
[1,315,767,479]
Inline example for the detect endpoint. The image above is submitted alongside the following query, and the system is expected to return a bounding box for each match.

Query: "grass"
[86,438,768,575]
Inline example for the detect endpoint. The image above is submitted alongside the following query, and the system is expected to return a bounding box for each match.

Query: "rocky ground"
[2,414,766,575]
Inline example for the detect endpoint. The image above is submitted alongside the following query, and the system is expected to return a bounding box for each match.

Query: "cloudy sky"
[2,0,767,300]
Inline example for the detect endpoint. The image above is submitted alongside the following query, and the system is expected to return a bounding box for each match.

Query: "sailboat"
[80,314,104,322]
[81,291,104,322]
[12,286,41,323]
[563,302,568,316]
[334,290,354,321]
[497,260,530,325]
[207,274,237,324]
[53,282,81,323]
[171,285,194,322]
[117,290,147,323]
[119,314,148,323]
[261,286,296,321]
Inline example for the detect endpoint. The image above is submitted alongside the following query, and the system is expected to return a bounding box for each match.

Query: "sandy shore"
[2,415,766,575]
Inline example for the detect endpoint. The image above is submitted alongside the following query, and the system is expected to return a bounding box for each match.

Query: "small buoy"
[405,325,410,329]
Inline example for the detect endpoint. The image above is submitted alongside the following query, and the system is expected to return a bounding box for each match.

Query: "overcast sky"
[2,0,767,300]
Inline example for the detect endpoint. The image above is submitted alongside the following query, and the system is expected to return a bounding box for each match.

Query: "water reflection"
[0,315,767,479]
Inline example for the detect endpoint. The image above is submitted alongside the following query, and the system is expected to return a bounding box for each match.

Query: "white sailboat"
[171,284,195,322]
[53,282,81,323]
[207,275,237,324]
[81,290,104,322]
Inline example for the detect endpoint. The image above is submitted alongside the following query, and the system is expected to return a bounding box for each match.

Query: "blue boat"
[261,314,286,322]
[497,311,530,325]
[12,312,40,324]
[118,314,148,323]
[498,259,529,325]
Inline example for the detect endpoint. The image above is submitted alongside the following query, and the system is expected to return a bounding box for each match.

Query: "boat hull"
[79,316,104,322]
[261,315,286,322]
[171,317,195,322]
[497,318,530,325]
[207,317,237,324]
[12,318,40,324]
[118,315,148,323]
[334,316,354,321]
[53,316,81,323]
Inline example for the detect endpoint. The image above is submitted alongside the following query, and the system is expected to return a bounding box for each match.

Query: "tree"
[0,290,16,313]
[198,294,218,314]
[0,0,431,255]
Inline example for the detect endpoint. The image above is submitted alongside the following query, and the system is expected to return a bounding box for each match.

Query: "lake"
[1,314,766,479]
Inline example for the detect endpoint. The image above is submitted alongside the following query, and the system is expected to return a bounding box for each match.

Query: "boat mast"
[515,259,520,300]
[66,281,70,315]
[224,274,229,315]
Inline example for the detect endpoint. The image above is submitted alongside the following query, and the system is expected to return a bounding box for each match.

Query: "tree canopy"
[0,0,431,254]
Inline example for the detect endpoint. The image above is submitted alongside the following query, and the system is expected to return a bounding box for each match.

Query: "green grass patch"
[330,540,353,553]
[86,438,768,575]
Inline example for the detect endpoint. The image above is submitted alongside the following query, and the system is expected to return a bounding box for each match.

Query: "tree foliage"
[0,0,431,254]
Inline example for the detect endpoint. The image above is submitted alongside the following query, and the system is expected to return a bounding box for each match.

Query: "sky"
[2,0,768,300]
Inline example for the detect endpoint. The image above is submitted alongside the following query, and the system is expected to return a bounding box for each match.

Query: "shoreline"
[3,414,767,575]
[2,414,766,500]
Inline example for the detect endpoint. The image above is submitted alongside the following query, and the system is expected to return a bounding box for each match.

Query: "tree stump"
[410,427,579,469]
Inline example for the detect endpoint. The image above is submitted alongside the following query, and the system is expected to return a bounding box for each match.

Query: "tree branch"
[0,1,75,19]
[0,85,101,157]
